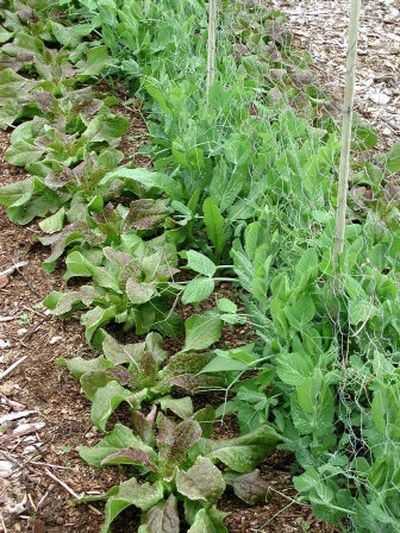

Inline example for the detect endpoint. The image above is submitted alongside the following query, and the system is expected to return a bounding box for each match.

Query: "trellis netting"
[3,0,399,530]
[79,0,400,529]
[208,1,400,530]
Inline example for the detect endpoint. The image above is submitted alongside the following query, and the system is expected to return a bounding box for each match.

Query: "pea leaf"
[276,352,314,386]
[217,298,237,314]
[183,314,222,352]
[186,250,217,277]
[182,278,215,305]
[285,294,316,328]
[294,248,319,287]
[348,300,376,325]
[387,143,400,173]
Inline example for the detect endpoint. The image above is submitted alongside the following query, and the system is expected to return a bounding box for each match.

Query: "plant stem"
[334,0,362,264]
[206,0,218,102]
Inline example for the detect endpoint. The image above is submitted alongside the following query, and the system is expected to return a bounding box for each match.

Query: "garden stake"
[334,0,362,263]
[206,0,218,102]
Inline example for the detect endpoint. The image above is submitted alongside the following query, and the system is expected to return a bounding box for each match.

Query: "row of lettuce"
[1,1,400,532]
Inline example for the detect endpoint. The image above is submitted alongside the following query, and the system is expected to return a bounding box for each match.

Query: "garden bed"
[0,116,337,533]
[1,1,399,532]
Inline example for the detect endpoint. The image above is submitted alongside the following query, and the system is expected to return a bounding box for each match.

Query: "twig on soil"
[254,486,302,530]
[44,468,102,516]
[20,318,47,342]
[256,500,296,529]
[44,468,81,498]
[37,489,50,509]
[0,395,25,410]
[13,422,45,437]
[31,461,69,471]
[0,410,36,425]
[0,514,7,533]
[15,264,41,297]
[0,356,27,382]
[22,305,46,318]
[0,261,28,278]
[382,118,400,132]
[0,316,20,323]
[27,493,37,513]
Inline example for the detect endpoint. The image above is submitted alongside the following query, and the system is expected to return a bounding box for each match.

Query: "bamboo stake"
[334,0,362,263]
[206,0,218,102]
[144,0,151,16]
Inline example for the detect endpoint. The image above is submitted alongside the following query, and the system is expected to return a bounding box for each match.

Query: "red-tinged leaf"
[21,90,57,114]
[101,448,157,471]
[145,494,180,533]
[156,267,180,280]
[167,374,198,393]
[131,352,159,390]
[176,456,225,503]
[168,374,222,394]
[108,367,133,387]
[40,221,103,272]
[156,413,176,447]
[163,352,214,376]
[232,469,269,504]
[124,199,169,231]
[131,410,155,445]
[158,417,202,476]
[126,279,156,305]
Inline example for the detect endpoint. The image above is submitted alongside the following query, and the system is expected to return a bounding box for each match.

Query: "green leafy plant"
[44,232,181,341]
[58,330,222,431]
[2,1,400,532]
[78,411,280,533]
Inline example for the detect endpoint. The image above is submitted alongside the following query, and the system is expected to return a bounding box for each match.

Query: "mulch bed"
[273,0,400,150]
